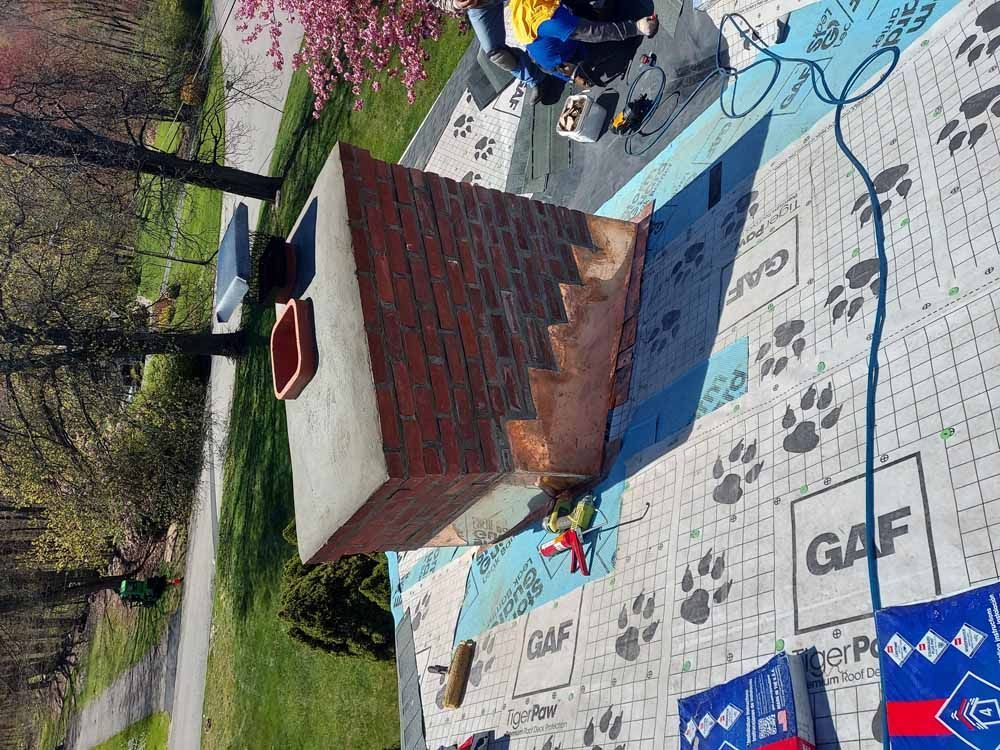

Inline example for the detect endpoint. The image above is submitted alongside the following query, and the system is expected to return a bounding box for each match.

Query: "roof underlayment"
[389,0,1000,746]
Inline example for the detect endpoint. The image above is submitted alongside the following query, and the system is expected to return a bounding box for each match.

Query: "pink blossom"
[235,0,452,112]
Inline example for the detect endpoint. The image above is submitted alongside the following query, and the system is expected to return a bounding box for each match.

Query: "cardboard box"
[875,580,1000,749]
[678,653,815,750]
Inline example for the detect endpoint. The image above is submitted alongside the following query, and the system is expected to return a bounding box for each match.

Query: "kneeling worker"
[511,0,658,81]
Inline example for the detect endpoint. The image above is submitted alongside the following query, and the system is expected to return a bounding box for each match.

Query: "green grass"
[202,22,470,750]
[93,712,171,750]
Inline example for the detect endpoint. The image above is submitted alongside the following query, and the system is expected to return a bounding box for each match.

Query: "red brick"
[391,164,413,204]
[344,179,364,223]
[467,285,485,329]
[480,337,499,381]
[425,235,446,279]
[402,421,425,477]
[477,420,500,471]
[357,274,379,326]
[386,229,408,274]
[443,335,467,384]
[414,387,438,441]
[512,335,528,371]
[410,257,433,305]
[460,182,478,217]
[385,451,406,477]
[457,241,477,282]
[429,363,451,412]
[377,181,396,222]
[491,190,509,225]
[394,276,417,327]
[480,269,498,308]
[420,307,443,357]
[503,367,521,410]
[423,447,443,475]
[621,315,638,349]
[469,223,487,262]
[491,246,510,289]
[438,217,457,258]
[415,192,437,236]
[468,362,489,413]
[439,419,460,471]
[358,149,377,191]
[385,312,405,360]
[454,389,474,439]
[457,311,479,357]
[404,331,428,384]
[464,450,483,473]
[446,260,466,306]
[350,226,373,273]
[375,388,401,447]
[489,385,506,415]
[374,255,394,305]
[430,174,449,214]
[491,314,512,358]
[366,330,389,385]
[400,206,421,252]
[616,346,634,370]
[408,167,426,189]
[392,361,414,416]
[432,282,455,330]
[543,278,564,321]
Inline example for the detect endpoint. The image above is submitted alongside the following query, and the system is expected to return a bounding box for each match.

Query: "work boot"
[487,46,520,74]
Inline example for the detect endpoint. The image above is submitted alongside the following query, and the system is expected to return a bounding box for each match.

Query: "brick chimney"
[284,143,648,563]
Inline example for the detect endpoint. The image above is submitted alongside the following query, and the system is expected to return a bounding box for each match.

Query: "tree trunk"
[0,114,282,200]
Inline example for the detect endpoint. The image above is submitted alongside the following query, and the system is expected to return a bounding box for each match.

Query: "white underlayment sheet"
[401,0,1000,747]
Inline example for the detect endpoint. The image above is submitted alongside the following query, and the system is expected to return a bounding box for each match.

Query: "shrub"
[277,532,394,660]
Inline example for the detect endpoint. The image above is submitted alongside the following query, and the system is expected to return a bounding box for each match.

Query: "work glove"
[637,15,659,36]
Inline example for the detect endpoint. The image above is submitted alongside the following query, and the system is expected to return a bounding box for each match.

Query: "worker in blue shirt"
[510,0,658,81]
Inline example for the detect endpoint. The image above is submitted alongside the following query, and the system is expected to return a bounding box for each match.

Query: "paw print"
[781,382,842,454]
[644,308,681,355]
[937,84,1000,154]
[453,113,474,138]
[956,1,1000,66]
[582,705,624,750]
[850,163,912,227]
[824,258,879,325]
[756,320,806,380]
[461,171,482,184]
[614,591,660,661]
[474,136,496,161]
[531,736,561,750]
[680,549,733,626]
[722,191,760,236]
[469,632,496,687]
[710,438,764,505]
[411,592,431,631]
[669,242,705,287]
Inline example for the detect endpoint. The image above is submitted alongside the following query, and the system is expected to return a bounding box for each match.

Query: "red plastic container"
[270,299,317,400]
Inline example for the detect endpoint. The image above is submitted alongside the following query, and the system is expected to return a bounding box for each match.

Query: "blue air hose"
[621,15,897,747]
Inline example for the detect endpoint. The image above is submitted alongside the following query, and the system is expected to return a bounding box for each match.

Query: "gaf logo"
[718,217,799,329]
[790,453,941,634]
[526,620,573,660]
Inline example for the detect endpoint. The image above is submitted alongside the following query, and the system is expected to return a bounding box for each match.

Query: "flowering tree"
[236,0,449,113]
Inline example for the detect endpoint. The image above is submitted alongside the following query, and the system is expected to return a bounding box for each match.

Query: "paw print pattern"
[453,113,474,138]
[614,591,660,661]
[850,164,912,227]
[938,85,1000,154]
[824,258,880,325]
[469,632,496,687]
[781,382,842,454]
[531,736,561,750]
[670,242,706,287]
[756,320,806,380]
[474,136,496,161]
[956,2,1000,66]
[644,309,681,355]
[722,191,760,236]
[711,438,764,505]
[582,705,624,750]
[411,592,431,631]
[461,171,482,183]
[680,550,733,625]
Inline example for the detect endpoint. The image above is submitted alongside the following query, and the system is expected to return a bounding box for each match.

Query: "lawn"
[201,22,471,750]
[93,712,171,750]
